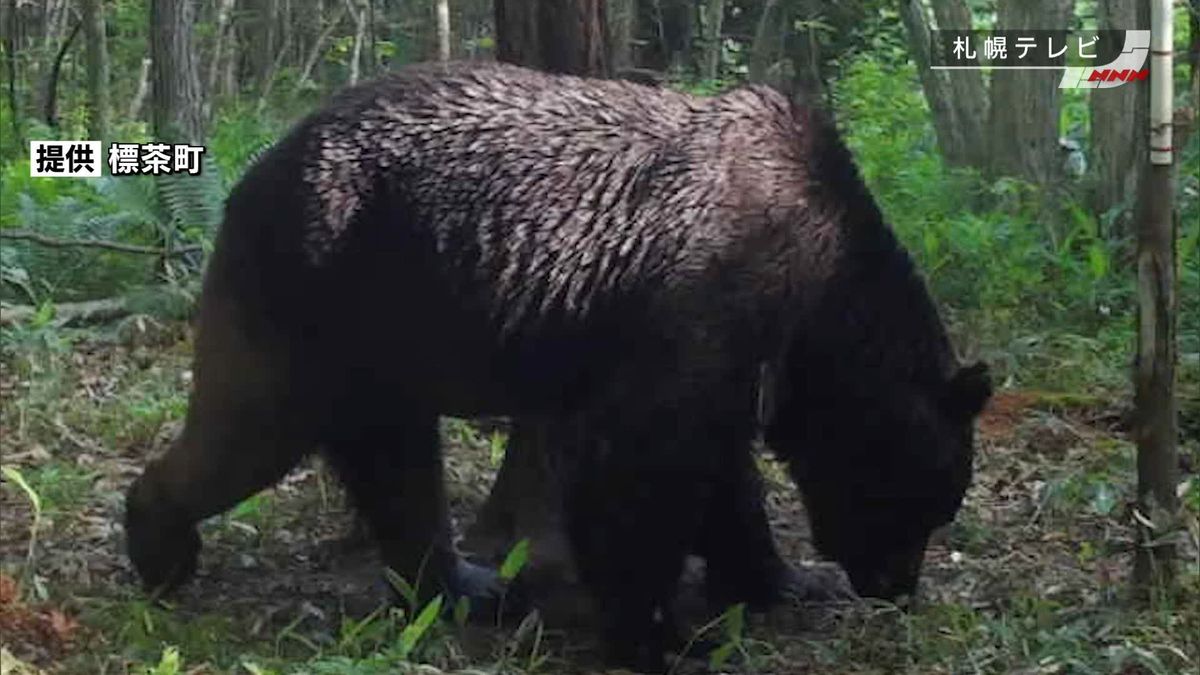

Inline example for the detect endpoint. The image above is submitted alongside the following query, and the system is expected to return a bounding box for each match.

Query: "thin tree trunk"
[366,0,375,75]
[1132,0,1178,596]
[256,22,295,110]
[929,0,988,168]
[988,0,1073,183]
[346,0,366,85]
[788,1,826,99]
[5,0,23,146]
[748,0,779,83]
[297,4,348,90]
[1090,0,1150,237]
[81,0,109,142]
[245,0,277,91]
[128,57,151,120]
[900,0,966,165]
[42,19,79,130]
[207,0,237,98]
[697,0,724,81]
[436,0,450,62]
[150,0,204,144]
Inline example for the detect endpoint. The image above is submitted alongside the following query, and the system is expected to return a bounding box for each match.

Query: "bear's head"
[767,361,991,602]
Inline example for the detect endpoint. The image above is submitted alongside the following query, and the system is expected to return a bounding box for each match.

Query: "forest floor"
[0,323,1197,675]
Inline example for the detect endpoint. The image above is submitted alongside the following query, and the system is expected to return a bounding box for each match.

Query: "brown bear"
[125,61,989,671]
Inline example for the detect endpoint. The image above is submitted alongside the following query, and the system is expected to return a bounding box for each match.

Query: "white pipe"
[1149,0,1173,165]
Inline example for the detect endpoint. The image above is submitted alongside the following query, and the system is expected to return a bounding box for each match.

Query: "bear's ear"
[941,361,992,421]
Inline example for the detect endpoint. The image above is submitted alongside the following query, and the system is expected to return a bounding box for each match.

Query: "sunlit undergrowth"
[833,57,1199,395]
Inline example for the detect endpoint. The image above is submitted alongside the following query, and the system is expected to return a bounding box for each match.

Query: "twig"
[1,229,203,256]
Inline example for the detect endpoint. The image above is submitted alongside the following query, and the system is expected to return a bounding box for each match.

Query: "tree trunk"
[346,0,367,85]
[297,4,348,90]
[128,57,151,120]
[748,0,780,83]
[1131,0,1178,597]
[150,0,204,144]
[244,0,277,92]
[42,19,79,130]
[606,0,634,72]
[436,0,451,62]
[697,0,724,81]
[207,0,237,99]
[788,2,828,98]
[988,0,1073,183]
[4,0,22,146]
[1089,0,1150,237]
[81,0,110,142]
[929,0,988,168]
[495,0,608,76]
[899,0,967,165]
[464,0,612,576]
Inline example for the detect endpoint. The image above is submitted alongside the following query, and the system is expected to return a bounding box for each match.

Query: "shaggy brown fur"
[125,62,989,671]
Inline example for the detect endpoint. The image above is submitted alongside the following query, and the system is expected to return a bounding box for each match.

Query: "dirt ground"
[0,331,1197,674]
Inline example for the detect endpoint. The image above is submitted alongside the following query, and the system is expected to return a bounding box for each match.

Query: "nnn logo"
[1060,30,1149,88]
[1088,68,1148,83]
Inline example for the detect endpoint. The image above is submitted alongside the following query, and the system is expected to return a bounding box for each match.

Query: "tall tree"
[4,0,22,145]
[697,0,725,81]
[466,0,613,579]
[900,0,968,165]
[988,0,1074,183]
[637,0,691,72]
[207,0,238,99]
[243,0,278,91]
[1132,0,1178,596]
[346,0,368,85]
[1090,0,1150,236]
[436,0,451,62]
[150,0,204,144]
[929,0,988,168]
[606,0,634,72]
[495,0,608,75]
[81,0,109,142]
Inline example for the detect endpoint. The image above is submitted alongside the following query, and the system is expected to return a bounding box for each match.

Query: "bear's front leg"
[125,290,313,597]
[698,443,855,608]
[564,431,714,672]
[320,405,506,613]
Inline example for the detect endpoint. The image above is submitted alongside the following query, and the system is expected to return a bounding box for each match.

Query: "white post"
[1148,0,1173,166]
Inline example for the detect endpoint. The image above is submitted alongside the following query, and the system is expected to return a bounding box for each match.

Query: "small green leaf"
[150,645,181,675]
[1,466,42,514]
[453,595,470,627]
[499,538,530,581]
[398,595,443,658]
[384,568,419,609]
[708,641,737,669]
[723,603,746,640]
[31,301,55,328]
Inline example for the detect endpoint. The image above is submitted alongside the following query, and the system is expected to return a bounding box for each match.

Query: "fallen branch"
[0,230,203,256]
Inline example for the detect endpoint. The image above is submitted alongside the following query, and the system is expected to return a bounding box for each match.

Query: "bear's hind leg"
[321,407,503,610]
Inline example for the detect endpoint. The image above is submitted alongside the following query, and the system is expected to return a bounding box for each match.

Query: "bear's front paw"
[125,478,201,596]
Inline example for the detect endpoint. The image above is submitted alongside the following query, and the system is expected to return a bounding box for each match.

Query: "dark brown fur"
[125,62,989,671]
